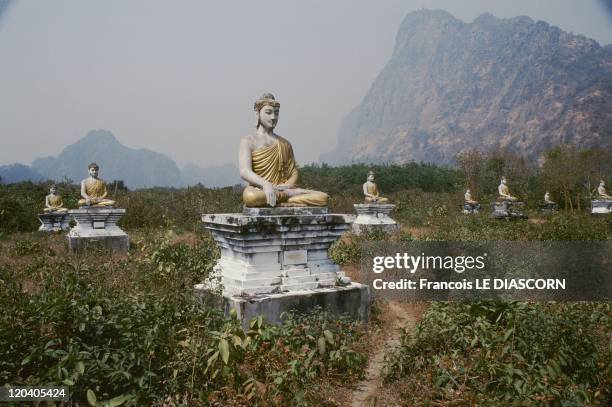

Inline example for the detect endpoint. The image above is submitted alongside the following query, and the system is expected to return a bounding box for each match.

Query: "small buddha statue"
[498,177,518,201]
[544,191,555,204]
[239,93,328,207]
[44,184,68,213]
[78,163,116,207]
[363,171,389,203]
[597,180,612,199]
[464,189,479,205]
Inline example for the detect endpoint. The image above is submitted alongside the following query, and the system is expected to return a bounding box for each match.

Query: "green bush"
[0,234,368,406]
[383,301,611,405]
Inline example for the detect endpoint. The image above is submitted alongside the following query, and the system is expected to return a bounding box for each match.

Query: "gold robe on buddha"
[78,178,115,207]
[498,185,517,201]
[44,194,68,212]
[242,138,328,207]
[364,182,389,203]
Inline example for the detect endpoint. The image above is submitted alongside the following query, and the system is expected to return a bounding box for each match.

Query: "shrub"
[383,301,611,405]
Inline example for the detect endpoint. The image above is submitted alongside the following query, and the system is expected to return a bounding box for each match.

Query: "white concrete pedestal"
[352,203,399,234]
[198,206,370,328]
[539,203,558,214]
[591,200,612,215]
[491,201,527,219]
[67,208,129,252]
[461,202,481,214]
[38,212,71,232]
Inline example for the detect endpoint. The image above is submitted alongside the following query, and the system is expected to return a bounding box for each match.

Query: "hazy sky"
[1,0,611,169]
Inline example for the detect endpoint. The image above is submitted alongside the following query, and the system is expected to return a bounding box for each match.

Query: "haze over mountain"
[0,163,43,184]
[321,10,612,165]
[4,130,240,188]
[30,130,182,188]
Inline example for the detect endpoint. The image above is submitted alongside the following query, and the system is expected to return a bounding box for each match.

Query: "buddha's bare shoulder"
[240,133,266,146]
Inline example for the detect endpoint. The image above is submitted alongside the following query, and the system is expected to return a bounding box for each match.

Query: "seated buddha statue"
[498,177,518,201]
[239,93,328,207]
[44,184,68,213]
[544,191,555,204]
[597,180,612,199]
[78,163,116,207]
[363,171,389,203]
[464,189,479,205]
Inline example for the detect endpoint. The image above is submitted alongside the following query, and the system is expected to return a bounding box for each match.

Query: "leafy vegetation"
[1,156,610,405]
[382,301,611,405]
[0,232,369,406]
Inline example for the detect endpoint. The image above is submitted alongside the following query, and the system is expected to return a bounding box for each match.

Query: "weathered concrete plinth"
[539,203,558,214]
[38,212,71,232]
[461,202,481,214]
[196,284,370,330]
[67,208,129,252]
[352,203,399,234]
[200,206,370,327]
[491,201,527,219]
[591,200,612,215]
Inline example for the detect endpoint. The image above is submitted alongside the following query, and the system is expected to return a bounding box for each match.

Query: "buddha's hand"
[263,182,276,207]
[275,183,293,191]
[85,198,92,206]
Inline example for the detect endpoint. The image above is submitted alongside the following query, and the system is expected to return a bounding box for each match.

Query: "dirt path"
[350,301,425,406]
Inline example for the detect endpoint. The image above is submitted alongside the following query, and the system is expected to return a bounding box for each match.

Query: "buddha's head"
[600,180,605,187]
[254,93,280,130]
[88,163,100,178]
[49,184,57,194]
[501,177,507,185]
[466,189,471,194]
[367,171,375,182]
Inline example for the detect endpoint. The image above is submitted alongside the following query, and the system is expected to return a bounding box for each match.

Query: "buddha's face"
[367,174,374,182]
[89,167,99,178]
[50,186,56,194]
[257,105,279,130]
[501,178,507,185]
[466,189,470,193]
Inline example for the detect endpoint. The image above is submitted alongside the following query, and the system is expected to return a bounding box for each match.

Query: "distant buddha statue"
[78,163,116,207]
[498,177,518,201]
[44,184,67,213]
[464,189,479,205]
[597,180,612,199]
[363,171,389,203]
[544,191,555,204]
[239,93,328,207]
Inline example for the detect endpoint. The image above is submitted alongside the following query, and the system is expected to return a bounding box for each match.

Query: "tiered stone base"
[491,201,527,219]
[200,206,370,327]
[38,212,71,232]
[539,203,558,214]
[591,200,612,215]
[461,202,481,214]
[352,203,398,234]
[203,207,352,296]
[67,208,129,252]
[591,199,612,215]
[194,284,371,330]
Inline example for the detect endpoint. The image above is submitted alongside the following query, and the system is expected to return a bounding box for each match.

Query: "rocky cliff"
[321,10,612,165]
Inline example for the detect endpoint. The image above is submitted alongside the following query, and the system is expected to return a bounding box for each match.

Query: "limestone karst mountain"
[31,130,182,189]
[14,130,239,188]
[321,10,612,165]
